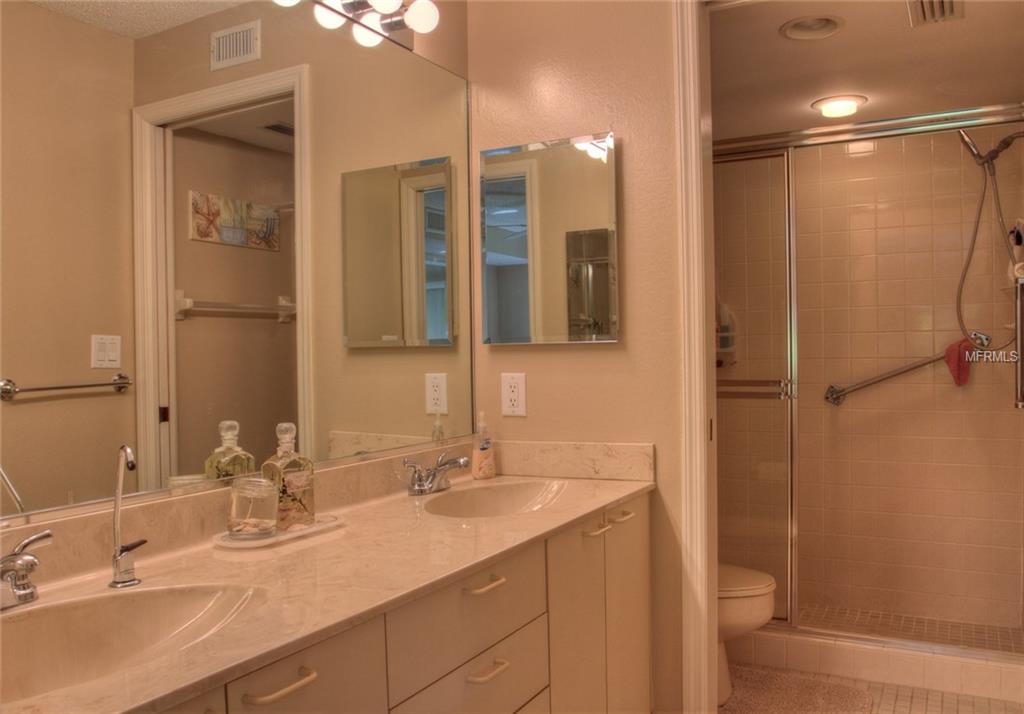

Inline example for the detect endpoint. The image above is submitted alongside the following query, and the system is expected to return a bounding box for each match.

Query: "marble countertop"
[1,475,653,714]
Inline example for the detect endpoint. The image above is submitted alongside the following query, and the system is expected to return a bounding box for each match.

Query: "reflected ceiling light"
[404,0,440,33]
[811,95,867,118]
[273,0,303,6]
[313,0,347,29]
[368,0,403,13]
[780,16,843,41]
[353,11,386,47]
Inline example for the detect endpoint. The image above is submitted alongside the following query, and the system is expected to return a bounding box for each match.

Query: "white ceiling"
[183,99,295,154]
[710,0,1024,140]
[33,0,248,39]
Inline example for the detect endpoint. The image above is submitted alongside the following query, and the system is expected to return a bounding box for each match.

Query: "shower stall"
[714,106,1024,659]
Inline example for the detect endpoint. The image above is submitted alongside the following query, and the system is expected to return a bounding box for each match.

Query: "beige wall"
[794,124,1024,627]
[172,129,296,471]
[466,2,684,709]
[0,2,136,513]
[713,155,790,618]
[412,0,467,78]
[135,1,472,463]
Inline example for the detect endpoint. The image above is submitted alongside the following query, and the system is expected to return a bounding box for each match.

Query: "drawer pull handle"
[583,523,612,537]
[466,659,510,684]
[242,666,318,706]
[464,574,507,596]
[608,510,636,524]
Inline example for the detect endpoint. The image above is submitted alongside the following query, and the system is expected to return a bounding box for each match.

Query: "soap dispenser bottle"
[471,411,496,480]
[261,422,316,530]
[204,420,256,480]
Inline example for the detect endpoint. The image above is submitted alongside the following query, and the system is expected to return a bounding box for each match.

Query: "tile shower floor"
[813,673,1023,714]
[800,605,1024,656]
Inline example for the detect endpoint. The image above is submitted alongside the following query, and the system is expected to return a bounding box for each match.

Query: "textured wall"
[795,124,1024,627]
[466,2,684,709]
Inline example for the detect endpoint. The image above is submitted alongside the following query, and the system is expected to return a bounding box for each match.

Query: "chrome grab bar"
[824,353,945,406]
[0,373,132,401]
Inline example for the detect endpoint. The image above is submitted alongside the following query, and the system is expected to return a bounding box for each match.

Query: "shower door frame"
[713,101,1024,632]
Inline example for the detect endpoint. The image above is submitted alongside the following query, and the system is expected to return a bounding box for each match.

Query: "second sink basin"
[425,480,566,518]
[0,584,265,703]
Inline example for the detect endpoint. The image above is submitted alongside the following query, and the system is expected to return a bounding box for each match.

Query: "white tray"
[213,514,343,549]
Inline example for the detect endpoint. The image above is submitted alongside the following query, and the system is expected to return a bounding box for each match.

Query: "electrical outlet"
[425,373,448,415]
[90,335,121,368]
[501,373,527,416]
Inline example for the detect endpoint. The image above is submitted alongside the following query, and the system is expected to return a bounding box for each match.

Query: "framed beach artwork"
[189,190,281,251]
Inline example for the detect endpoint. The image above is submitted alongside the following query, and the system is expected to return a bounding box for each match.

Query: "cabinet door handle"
[583,523,612,537]
[242,666,318,706]
[464,574,507,596]
[466,659,510,684]
[608,510,636,524]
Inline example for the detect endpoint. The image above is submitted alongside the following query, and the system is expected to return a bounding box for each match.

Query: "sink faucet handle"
[435,451,449,468]
[12,529,52,555]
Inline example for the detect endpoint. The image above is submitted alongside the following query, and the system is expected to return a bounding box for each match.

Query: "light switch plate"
[90,335,121,369]
[501,373,527,416]
[425,373,448,415]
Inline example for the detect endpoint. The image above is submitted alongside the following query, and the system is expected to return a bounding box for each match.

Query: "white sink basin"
[0,584,265,703]
[425,480,566,518]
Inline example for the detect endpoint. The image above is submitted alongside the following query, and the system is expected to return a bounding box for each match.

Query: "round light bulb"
[404,0,439,33]
[811,94,867,119]
[352,12,386,47]
[273,0,302,6]
[314,0,347,30]
[368,0,403,13]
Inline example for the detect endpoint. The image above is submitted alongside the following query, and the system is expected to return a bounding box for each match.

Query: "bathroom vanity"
[0,475,652,714]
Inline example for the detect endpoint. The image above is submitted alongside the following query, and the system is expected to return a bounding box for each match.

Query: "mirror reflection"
[0,0,471,517]
[481,132,618,344]
[342,158,454,347]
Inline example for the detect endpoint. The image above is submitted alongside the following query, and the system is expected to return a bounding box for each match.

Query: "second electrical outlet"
[501,373,527,416]
[425,373,448,414]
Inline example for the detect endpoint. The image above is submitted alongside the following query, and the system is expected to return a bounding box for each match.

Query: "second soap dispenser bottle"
[262,422,316,530]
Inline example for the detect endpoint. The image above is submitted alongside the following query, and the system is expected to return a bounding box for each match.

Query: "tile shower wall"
[794,123,1024,628]
[715,156,791,617]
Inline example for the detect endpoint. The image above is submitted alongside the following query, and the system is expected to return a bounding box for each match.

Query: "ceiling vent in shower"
[210,20,261,71]
[906,0,964,28]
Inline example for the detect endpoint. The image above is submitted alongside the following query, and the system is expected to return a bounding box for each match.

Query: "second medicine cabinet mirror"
[481,132,618,345]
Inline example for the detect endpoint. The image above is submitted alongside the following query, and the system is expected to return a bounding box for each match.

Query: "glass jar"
[228,477,278,539]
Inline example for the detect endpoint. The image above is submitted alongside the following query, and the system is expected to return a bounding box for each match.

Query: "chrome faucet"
[110,445,146,589]
[1,530,52,611]
[403,451,469,496]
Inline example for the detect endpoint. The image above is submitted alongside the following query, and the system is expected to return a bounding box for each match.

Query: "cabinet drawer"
[227,617,387,714]
[391,615,549,714]
[387,542,546,705]
[161,688,226,714]
[516,687,551,714]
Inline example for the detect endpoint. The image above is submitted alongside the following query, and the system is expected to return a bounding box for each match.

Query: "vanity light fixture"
[573,135,612,163]
[811,95,867,118]
[301,0,441,43]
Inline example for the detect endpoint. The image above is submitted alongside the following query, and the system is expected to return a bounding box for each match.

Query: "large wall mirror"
[0,1,471,518]
[480,132,618,345]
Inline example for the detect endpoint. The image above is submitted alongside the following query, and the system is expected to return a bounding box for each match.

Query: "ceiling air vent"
[906,0,964,27]
[210,20,261,71]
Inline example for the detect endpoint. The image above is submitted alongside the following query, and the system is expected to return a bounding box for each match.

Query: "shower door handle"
[717,378,793,400]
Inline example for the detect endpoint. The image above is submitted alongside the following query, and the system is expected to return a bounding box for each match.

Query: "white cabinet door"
[161,688,226,714]
[605,495,651,714]
[227,617,387,713]
[547,514,608,714]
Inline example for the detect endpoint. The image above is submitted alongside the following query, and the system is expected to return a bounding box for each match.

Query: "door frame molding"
[132,65,313,488]
[674,2,718,712]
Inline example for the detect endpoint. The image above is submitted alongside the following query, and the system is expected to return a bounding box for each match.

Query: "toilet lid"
[719,564,776,598]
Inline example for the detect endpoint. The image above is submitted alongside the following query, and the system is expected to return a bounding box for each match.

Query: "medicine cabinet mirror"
[480,132,618,345]
[342,158,455,347]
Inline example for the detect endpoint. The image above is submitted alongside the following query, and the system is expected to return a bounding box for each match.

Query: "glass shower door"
[713,153,794,620]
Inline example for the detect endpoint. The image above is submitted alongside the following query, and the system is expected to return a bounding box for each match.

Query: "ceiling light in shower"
[780,16,843,41]
[313,0,347,29]
[353,11,386,47]
[811,95,867,119]
[273,0,302,6]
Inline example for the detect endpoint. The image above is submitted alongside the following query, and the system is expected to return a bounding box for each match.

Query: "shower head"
[958,129,984,165]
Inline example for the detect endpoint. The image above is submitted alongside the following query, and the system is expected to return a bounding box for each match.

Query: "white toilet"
[717,564,776,706]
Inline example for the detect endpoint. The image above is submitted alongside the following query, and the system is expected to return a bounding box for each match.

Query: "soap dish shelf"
[213,514,343,549]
